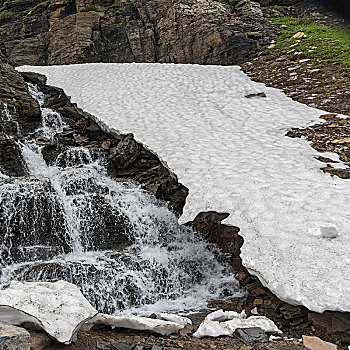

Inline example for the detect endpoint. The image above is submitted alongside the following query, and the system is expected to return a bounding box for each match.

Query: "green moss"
[267,17,350,70]
[0,11,14,24]
[31,0,50,14]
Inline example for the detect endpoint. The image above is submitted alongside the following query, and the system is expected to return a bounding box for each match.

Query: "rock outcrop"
[0,0,274,66]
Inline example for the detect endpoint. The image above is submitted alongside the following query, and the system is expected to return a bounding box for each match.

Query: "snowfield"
[18,63,350,313]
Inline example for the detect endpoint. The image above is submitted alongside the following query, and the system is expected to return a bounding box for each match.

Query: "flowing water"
[0,84,243,315]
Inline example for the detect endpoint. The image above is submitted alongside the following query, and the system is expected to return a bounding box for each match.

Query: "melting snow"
[18,63,350,313]
[193,309,281,338]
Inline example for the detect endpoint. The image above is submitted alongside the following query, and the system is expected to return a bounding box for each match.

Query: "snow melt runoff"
[18,63,350,313]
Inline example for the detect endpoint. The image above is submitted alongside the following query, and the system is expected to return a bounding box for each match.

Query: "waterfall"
[0,84,244,315]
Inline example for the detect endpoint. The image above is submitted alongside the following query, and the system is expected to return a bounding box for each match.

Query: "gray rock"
[233,327,267,345]
[151,345,162,350]
[111,343,133,350]
[0,322,31,350]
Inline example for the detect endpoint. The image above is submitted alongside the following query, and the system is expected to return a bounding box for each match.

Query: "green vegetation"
[267,17,350,70]
[0,11,14,24]
[31,0,50,14]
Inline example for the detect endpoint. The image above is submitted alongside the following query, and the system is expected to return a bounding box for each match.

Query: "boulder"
[302,335,337,350]
[233,327,267,345]
[0,322,31,350]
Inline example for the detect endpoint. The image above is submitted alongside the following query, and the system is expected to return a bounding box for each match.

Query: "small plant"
[0,11,14,24]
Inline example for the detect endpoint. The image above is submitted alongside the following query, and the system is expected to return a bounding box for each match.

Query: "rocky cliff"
[0,0,274,66]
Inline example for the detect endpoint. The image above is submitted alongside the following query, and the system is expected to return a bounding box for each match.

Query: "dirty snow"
[18,63,350,313]
[193,309,281,338]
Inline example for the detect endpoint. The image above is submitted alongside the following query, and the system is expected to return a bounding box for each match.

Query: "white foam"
[17,63,350,313]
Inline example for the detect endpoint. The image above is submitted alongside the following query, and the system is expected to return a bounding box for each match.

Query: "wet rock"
[0,136,28,176]
[109,134,141,169]
[233,327,267,345]
[0,322,31,350]
[185,211,242,271]
[0,64,41,134]
[0,178,70,264]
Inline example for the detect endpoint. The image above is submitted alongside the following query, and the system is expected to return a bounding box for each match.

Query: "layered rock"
[0,0,274,66]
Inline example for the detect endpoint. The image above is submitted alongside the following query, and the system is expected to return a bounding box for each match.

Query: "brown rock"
[0,63,41,134]
[28,330,51,350]
[109,134,141,169]
[308,312,350,334]
[302,335,337,350]
[185,211,242,271]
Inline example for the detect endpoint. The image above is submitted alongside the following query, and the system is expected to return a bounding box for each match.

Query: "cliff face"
[0,0,274,66]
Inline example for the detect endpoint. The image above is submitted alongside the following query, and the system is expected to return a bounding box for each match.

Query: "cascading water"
[0,84,244,315]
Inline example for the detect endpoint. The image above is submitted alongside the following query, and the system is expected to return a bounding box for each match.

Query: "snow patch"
[193,309,281,338]
[17,63,350,313]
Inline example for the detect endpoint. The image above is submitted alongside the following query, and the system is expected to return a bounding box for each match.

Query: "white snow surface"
[18,63,350,313]
[193,309,281,338]
[86,313,190,335]
[0,280,98,344]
